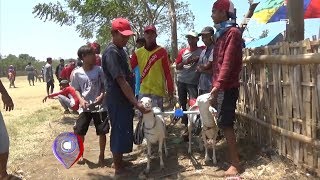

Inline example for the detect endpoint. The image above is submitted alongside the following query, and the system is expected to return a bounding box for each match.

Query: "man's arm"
[130,52,138,70]
[161,51,174,95]
[175,49,185,70]
[0,79,14,111]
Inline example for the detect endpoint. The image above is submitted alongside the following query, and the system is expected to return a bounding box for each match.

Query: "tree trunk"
[168,0,178,60]
[286,0,304,42]
[239,2,259,34]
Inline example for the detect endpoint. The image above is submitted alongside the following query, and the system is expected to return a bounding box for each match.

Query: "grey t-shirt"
[71,66,105,112]
[44,63,53,82]
[176,47,203,85]
[198,45,214,91]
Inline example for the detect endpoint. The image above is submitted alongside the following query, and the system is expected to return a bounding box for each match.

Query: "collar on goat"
[143,114,157,130]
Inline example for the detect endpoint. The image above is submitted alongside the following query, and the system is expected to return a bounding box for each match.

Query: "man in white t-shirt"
[197,26,215,95]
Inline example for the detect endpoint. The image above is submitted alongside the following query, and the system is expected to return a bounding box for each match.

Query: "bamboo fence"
[238,39,320,174]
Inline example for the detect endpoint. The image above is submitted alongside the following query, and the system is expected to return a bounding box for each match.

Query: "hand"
[209,87,219,106]
[80,99,89,109]
[135,102,151,114]
[2,93,14,111]
[94,95,104,105]
[42,96,48,103]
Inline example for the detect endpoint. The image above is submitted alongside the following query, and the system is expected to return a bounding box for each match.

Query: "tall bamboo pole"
[286,0,304,42]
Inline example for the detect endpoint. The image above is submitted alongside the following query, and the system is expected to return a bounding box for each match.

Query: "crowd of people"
[0,0,244,178]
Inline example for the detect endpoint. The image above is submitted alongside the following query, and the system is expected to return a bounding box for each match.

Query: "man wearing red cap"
[102,18,149,177]
[210,0,243,176]
[130,25,174,111]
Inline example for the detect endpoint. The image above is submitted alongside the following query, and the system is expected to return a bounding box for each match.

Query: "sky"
[1,0,319,61]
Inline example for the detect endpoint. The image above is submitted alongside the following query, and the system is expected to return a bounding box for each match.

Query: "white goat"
[140,97,168,173]
[188,93,218,164]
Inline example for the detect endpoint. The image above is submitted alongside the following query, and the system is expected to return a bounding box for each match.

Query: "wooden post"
[286,0,304,42]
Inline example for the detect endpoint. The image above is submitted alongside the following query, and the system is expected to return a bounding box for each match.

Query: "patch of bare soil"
[8,113,318,180]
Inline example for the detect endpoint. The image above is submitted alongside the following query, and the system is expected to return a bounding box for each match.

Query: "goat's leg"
[145,141,151,174]
[188,122,192,154]
[198,136,204,152]
[212,135,217,164]
[159,138,164,170]
[202,132,211,162]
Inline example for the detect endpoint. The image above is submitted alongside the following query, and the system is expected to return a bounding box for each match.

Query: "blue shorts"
[107,103,134,154]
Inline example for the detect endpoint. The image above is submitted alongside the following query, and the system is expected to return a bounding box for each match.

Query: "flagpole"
[286,0,304,42]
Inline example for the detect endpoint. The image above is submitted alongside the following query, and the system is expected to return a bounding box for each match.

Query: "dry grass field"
[1,76,318,180]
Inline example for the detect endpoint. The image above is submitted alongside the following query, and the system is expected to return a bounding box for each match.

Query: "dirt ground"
[2,76,319,180]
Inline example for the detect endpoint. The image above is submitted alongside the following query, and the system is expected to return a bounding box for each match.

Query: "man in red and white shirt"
[175,30,204,133]
[42,80,79,114]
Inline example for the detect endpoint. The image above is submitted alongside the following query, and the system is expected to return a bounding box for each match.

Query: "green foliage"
[0,54,62,76]
[33,0,195,47]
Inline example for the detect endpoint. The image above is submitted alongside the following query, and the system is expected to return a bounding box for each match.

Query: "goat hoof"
[160,165,165,170]
[188,149,191,154]
[204,158,211,165]
[144,169,150,174]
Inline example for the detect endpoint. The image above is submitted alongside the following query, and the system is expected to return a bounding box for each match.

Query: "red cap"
[212,0,235,18]
[111,18,134,36]
[144,25,157,33]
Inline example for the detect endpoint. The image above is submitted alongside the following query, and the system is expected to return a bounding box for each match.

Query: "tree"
[33,0,194,51]
[168,0,178,60]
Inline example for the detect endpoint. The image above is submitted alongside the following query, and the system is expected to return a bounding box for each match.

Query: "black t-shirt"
[102,42,134,106]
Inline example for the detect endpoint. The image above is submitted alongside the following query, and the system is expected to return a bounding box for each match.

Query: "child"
[42,80,79,114]
[71,45,109,165]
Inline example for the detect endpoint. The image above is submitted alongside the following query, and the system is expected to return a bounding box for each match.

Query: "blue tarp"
[245,32,284,48]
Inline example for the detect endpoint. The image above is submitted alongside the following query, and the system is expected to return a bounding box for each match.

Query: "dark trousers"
[177,81,198,127]
[46,80,54,95]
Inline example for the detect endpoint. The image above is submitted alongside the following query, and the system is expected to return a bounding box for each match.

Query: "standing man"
[102,18,149,176]
[44,57,55,95]
[197,27,215,95]
[175,30,203,136]
[0,79,14,180]
[210,0,243,176]
[25,62,35,86]
[130,25,174,110]
[55,59,65,82]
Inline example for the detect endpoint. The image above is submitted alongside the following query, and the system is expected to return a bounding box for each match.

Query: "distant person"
[0,79,14,180]
[7,65,16,88]
[44,57,55,95]
[41,66,45,82]
[60,60,76,81]
[71,45,109,166]
[55,59,65,82]
[25,62,35,86]
[42,80,79,114]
